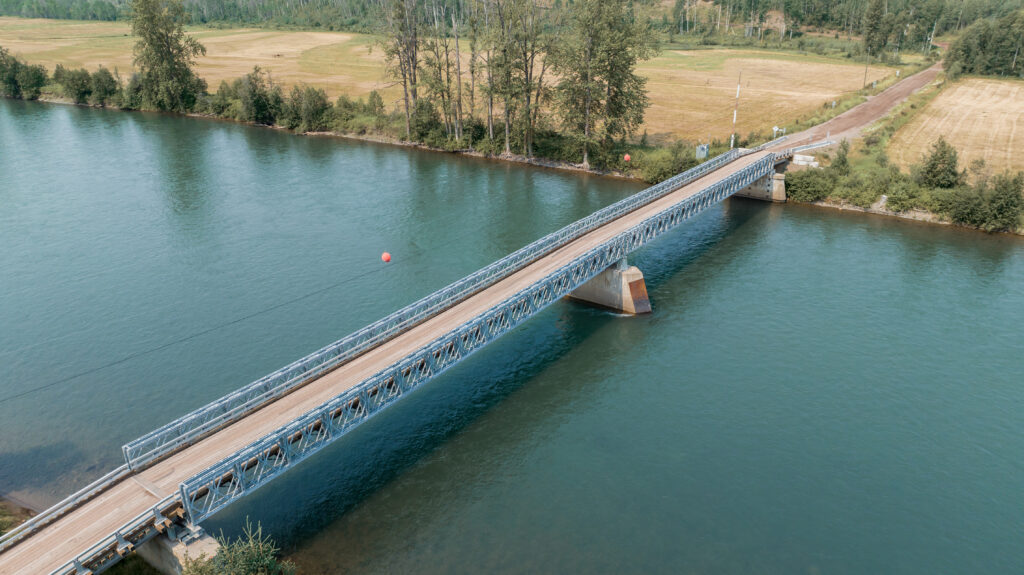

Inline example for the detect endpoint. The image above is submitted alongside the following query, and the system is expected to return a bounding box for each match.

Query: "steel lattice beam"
[179,153,776,524]
[120,148,751,471]
[41,150,778,575]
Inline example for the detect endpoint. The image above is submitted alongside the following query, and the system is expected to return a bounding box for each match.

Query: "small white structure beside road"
[792,154,820,168]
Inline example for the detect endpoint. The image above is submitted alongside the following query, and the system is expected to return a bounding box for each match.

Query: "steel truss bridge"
[0,139,825,575]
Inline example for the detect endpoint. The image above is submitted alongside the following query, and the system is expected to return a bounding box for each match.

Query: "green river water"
[1,98,1023,574]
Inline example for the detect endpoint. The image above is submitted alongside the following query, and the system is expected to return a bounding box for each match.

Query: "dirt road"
[768,63,943,152]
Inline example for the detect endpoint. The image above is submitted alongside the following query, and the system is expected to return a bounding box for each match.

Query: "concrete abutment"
[569,258,651,314]
[734,171,786,202]
[136,531,220,575]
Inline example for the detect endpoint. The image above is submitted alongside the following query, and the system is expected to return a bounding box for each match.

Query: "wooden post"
[863,51,870,89]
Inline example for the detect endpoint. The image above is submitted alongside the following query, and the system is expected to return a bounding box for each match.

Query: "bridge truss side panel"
[120,150,749,472]
[178,154,776,525]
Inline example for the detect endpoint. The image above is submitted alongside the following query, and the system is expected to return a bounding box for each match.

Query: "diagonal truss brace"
[179,153,776,524]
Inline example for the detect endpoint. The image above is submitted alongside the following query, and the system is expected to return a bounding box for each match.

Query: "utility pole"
[730,71,741,149]
[863,50,870,89]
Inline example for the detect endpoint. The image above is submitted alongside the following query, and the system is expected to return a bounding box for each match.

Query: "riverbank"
[27,92,641,181]
[814,197,1023,235]
[780,69,1024,236]
[303,129,640,181]
[8,58,1019,237]
[0,496,34,537]
[13,48,925,183]
[24,90,1020,238]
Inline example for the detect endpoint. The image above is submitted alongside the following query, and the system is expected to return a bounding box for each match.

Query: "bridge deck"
[0,151,770,575]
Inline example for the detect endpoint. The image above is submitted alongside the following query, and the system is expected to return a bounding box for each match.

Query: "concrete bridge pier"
[735,171,786,202]
[569,258,651,314]
[136,528,220,575]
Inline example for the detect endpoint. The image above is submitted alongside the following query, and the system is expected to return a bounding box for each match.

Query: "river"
[2,98,1023,574]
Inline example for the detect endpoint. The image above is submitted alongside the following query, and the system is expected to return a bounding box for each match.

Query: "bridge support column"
[569,258,651,314]
[136,530,220,575]
[734,172,786,202]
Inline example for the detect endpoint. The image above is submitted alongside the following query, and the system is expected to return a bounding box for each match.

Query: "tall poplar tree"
[378,0,420,138]
[552,0,657,168]
[130,0,206,111]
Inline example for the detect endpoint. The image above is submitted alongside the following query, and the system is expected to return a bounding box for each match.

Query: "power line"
[0,261,395,405]
[0,210,537,406]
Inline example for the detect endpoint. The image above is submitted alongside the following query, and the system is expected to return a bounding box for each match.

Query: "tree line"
[3,0,688,175]
[944,8,1024,77]
[685,0,1022,44]
[655,0,1023,72]
[0,46,47,99]
[0,0,120,21]
[376,0,657,168]
[0,0,380,28]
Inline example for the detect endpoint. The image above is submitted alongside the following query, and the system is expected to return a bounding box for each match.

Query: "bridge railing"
[748,134,788,152]
[39,151,774,573]
[121,148,750,471]
[178,153,778,524]
[779,140,835,158]
[0,464,131,554]
[51,495,179,575]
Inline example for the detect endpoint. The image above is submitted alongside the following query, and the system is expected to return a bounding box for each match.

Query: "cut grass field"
[0,17,897,141]
[639,47,892,142]
[889,78,1024,175]
[0,18,387,96]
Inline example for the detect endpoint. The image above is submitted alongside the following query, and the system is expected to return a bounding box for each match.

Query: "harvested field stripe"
[890,78,1024,176]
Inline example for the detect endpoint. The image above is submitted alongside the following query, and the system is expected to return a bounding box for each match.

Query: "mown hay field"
[889,78,1024,174]
[0,18,385,96]
[639,48,892,142]
[0,17,895,141]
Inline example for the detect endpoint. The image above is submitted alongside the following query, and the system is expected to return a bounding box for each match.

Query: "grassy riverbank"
[786,74,1024,234]
[0,497,33,537]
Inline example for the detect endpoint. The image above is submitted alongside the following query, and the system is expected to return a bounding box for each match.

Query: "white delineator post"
[730,71,741,149]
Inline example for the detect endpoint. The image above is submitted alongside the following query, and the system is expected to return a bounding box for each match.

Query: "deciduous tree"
[130,0,207,111]
[918,136,963,189]
[378,0,420,138]
[552,0,657,168]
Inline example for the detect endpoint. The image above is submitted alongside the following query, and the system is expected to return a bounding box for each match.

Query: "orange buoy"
[381,252,391,263]
[624,154,631,162]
